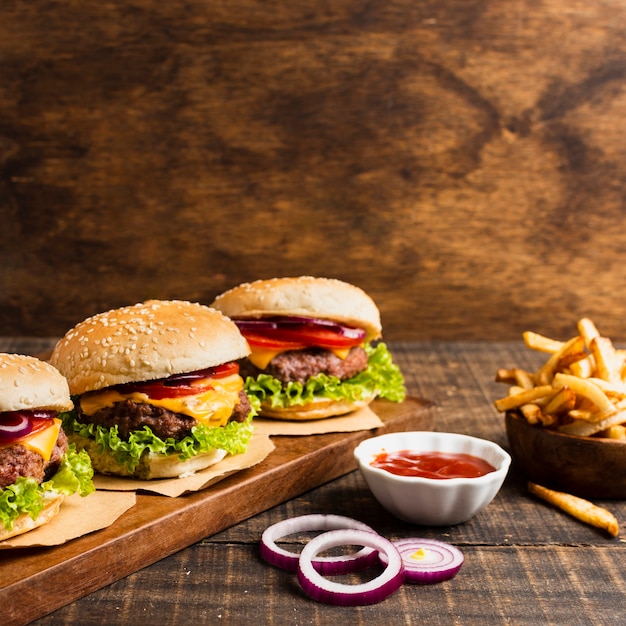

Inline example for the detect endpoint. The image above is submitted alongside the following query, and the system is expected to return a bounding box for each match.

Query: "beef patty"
[78,389,251,441]
[0,428,68,489]
[240,346,369,385]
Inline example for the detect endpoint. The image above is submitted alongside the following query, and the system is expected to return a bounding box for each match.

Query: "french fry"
[494,367,535,390]
[552,373,615,416]
[513,368,536,390]
[589,336,621,385]
[600,425,626,440]
[528,482,619,537]
[495,318,626,439]
[536,407,558,426]
[523,331,564,353]
[495,368,516,384]
[558,410,626,437]
[567,408,602,423]
[543,386,576,415]
[534,336,587,386]
[585,377,626,401]
[519,403,544,425]
[577,317,600,349]
[493,385,555,412]
[568,355,594,378]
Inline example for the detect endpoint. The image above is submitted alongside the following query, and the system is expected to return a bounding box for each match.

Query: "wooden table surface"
[4,338,626,626]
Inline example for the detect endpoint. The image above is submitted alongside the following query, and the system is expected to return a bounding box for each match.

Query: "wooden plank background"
[2,1,626,341]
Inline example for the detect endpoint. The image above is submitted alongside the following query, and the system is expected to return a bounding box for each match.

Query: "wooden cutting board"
[0,396,434,625]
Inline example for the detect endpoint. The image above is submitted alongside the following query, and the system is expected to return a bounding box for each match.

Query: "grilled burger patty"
[0,428,68,489]
[239,346,369,385]
[77,389,252,441]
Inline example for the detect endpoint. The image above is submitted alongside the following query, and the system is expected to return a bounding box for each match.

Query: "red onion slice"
[234,319,279,332]
[270,316,340,326]
[271,317,366,338]
[297,529,405,606]
[260,514,379,574]
[0,411,33,442]
[235,317,366,340]
[379,538,464,584]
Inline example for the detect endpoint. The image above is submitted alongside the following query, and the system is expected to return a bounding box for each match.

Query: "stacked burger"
[0,354,94,541]
[211,276,406,420]
[49,300,258,480]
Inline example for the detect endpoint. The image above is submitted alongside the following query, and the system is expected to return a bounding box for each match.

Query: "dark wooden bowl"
[505,412,626,499]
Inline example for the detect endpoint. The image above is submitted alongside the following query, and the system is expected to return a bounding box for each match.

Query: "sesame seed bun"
[258,395,376,421]
[65,433,229,479]
[211,277,388,421]
[0,492,64,542]
[0,354,73,413]
[211,276,382,342]
[50,300,251,395]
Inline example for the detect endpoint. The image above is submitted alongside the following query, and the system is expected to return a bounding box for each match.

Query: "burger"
[211,276,406,420]
[0,353,94,541]
[49,300,257,480]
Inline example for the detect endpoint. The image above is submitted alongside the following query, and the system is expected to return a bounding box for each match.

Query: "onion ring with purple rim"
[378,538,464,584]
[260,514,379,574]
[296,529,405,606]
[234,318,366,340]
[0,411,33,441]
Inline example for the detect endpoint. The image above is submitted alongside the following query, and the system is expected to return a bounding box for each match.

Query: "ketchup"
[370,450,496,479]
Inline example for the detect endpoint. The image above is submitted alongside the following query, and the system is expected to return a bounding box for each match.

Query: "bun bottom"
[0,492,64,542]
[259,395,375,421]
[68,434,227,480]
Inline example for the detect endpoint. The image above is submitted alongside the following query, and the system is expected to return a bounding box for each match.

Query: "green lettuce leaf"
[244,342,406,408]
[0,444,95,532]
[45,445,96,498]
[60,411,255,474]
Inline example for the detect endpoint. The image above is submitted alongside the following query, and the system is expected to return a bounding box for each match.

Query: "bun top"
[0,353,73,413]
[211,276,382,342]
[50,300,250,395]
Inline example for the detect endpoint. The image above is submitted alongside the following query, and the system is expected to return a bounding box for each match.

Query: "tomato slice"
[122,383,210,400]
[243,327,364,350]
[166,362,239,383]
[111,363,239,400]
[244,332,308,351]
[26,415,56,436]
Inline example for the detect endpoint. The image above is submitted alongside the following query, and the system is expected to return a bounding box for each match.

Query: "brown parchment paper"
[0,490,137,549]
[252,404,383,436]
[93,432,275,497]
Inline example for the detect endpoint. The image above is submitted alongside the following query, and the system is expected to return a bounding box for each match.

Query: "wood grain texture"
[24,339,626,626]
[28,521,626,626]
[0,396,434,626]
[506,410,626,499]
[2,2,626,340]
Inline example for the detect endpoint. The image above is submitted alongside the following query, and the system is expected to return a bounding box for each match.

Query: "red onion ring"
[297,529,405,606]
[270,316,341,326]
[260,514,379,574]
[379,538,464,584]
[235,317,366,340]
[0,411,33,441]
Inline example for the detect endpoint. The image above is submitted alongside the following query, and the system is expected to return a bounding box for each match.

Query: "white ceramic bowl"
[353,431,511,526]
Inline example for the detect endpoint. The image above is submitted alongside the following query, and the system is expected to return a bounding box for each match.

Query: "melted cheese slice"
[80,374,243,428]
[0,418,62,462]
[249,346,353,370]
